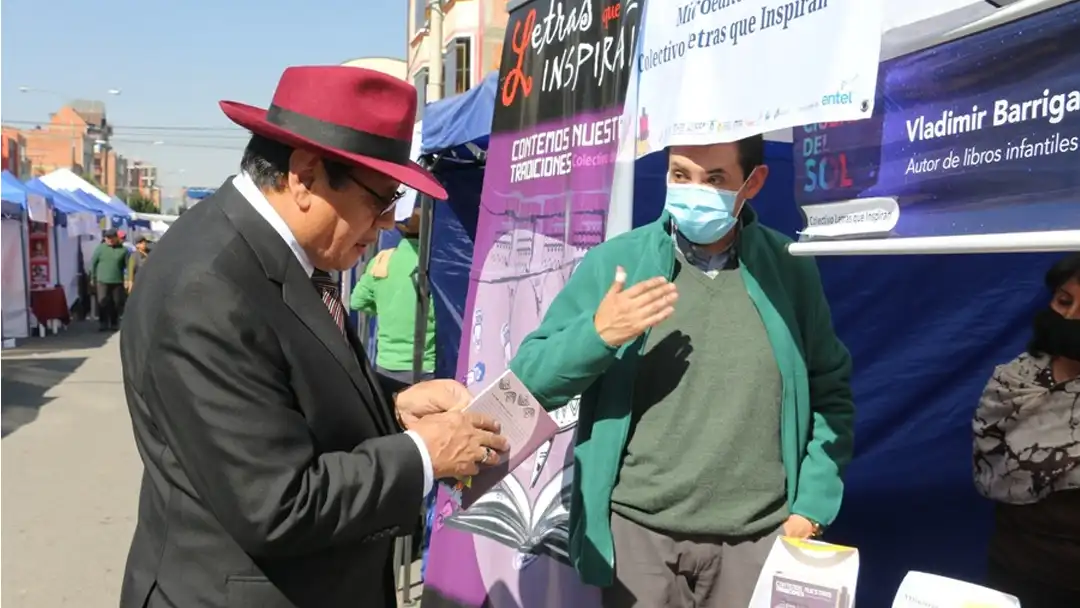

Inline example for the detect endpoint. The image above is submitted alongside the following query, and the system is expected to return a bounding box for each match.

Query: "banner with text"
[420,0,640,606]
[795,2,1080,240]
[630,0,882,153]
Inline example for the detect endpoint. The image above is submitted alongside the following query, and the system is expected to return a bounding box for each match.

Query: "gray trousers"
[603,511,782,608]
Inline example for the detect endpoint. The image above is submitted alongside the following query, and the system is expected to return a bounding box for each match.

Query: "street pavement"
[1,323,424,607]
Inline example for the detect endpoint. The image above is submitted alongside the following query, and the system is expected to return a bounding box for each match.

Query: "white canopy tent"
[39,168,114,206]
[131,212,180,240]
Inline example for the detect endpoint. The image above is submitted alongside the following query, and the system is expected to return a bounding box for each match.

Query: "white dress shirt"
[232,172,434,497]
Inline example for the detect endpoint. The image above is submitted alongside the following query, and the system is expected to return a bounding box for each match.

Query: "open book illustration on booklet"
[443,369,559,509]
[445,465,573,570]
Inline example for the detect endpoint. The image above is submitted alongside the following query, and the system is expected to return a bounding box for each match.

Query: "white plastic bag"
[748,537,859,608]
[891,571,1020,607]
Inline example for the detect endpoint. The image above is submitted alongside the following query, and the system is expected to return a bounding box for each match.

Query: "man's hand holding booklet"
[444,369,560,509]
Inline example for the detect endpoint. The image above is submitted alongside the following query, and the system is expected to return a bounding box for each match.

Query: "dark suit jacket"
[119,180,424,608]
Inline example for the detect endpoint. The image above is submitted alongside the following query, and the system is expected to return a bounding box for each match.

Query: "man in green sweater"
[90,228,130,332]
[510,135,855,607]
[349,210,436,384]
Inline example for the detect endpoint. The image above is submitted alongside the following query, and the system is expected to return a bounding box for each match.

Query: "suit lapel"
[216,179,393,436]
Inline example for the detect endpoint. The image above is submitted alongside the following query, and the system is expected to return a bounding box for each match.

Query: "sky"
[1,0,407,208]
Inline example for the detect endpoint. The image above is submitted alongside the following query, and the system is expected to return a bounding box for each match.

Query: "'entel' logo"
[821,91,854,106]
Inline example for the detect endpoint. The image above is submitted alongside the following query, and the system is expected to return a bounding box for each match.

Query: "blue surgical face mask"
[664,182,744,244]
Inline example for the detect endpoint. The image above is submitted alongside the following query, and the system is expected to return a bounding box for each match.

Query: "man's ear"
[742,164,769,200]
[286,149,322,211]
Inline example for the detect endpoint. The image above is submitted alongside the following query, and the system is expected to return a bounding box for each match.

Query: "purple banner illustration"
[421,0,640,605]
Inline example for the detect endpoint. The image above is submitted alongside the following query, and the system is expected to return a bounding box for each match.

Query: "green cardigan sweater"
[509,208,855,587]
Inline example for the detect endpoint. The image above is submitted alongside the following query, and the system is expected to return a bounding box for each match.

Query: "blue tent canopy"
[185,187,217,200]
[25,178,96,219]
[420,71,497,161]
[1,171,28,216]
[1,170,27,203]
[107,195,136,216]
[83,191,133,217]
[45,184,132,218]
[67,189,120,219]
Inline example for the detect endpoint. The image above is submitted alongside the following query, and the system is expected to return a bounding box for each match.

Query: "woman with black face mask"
[972,252,1080,608]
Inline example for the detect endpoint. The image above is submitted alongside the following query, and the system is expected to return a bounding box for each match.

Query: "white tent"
[39,168,113,204]
[130,212,179,240]
[1,215,30,341]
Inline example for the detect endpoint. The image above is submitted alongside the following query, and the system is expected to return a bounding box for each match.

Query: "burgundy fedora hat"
[220,65,447,200]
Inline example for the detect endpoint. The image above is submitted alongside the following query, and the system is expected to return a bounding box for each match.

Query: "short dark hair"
[735,135,765,181]
[239,134,353,191]
[1045,252,1080,291]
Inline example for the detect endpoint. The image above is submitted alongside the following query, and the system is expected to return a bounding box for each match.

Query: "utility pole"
[427,0,444,104]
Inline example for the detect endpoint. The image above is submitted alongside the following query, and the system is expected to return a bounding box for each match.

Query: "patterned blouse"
[973,353,1080,504]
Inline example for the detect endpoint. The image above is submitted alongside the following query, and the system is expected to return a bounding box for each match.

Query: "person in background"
[126,237,151,294]
[510,136,855,608]
[90,228,129,332]
[349,207,436,384]
[116,229,135,315]
[973,252,1080,608]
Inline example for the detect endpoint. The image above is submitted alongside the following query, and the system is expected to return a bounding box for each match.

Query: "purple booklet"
[445,370,559,510]
[770,574,850,608]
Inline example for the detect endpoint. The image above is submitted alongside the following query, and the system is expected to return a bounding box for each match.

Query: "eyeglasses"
[347,174,406,216]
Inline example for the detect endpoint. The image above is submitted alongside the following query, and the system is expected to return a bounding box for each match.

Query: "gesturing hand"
[410,411,510,479]
[395,379,472,428]
[593,266,678,347]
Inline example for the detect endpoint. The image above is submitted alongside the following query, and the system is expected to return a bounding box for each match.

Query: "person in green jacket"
[90,228,130,332]
[349,209,436,384]
[510,135,855,608]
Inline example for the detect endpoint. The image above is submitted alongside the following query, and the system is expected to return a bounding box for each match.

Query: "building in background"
[92,145,119,196]
[3,100,165,203]
[2,127,31,178]
[341,57,408,79]
[16,100,117,186]
[114,154,131,200]
[127,160,161,208]
[407,0,508,118]
[21,106,95,177]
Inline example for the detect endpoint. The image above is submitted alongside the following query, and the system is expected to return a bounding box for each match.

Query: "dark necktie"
[311,270,346,335]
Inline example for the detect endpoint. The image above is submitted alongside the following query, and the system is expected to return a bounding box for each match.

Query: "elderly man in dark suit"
[118,66,507,608]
